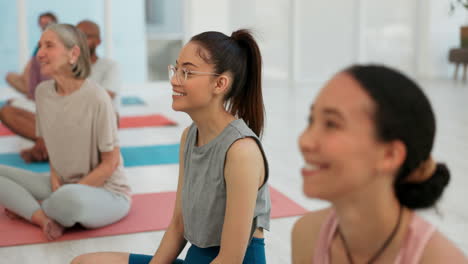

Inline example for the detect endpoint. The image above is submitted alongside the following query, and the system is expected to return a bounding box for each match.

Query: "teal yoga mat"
[0,144,179,172]
[121,96,145,106]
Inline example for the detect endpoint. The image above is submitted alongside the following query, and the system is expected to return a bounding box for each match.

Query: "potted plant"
[450,0,468,48]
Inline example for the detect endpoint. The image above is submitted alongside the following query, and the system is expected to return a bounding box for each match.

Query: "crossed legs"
[0,165,131,240]
[5,60,32,95]
[0,165,62,240]
[0,105,36,140]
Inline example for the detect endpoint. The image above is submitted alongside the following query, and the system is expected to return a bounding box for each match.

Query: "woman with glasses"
[72,29,271,264]
[0,24,130,241]
[292,65,467,263]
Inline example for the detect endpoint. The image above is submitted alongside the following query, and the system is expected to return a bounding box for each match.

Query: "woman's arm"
[211,138,265,264]
[78,147,120,187]
[420,230,468,263]
[79,91,121,187]
[50,165,62,192]
[149,127,190,264]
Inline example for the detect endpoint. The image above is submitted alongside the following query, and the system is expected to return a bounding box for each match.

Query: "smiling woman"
[37,24,90,80]
[292,64,468,264]
[0,24,130,241]
[72,29,271,264]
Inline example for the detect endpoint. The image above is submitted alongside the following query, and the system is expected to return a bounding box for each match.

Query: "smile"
[301,162,329,177]
[173,91,186,96]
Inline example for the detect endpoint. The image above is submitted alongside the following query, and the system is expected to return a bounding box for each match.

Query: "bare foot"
[43,219,64,241]
[4,208,23,220]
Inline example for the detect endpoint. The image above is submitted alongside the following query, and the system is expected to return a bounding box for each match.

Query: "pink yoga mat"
[0,187,306,247]
[0,114,177,136]
[0,125,10,136]
[119,114,177,129]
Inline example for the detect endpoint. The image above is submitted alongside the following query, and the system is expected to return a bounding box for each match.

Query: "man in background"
[77,20,121,112]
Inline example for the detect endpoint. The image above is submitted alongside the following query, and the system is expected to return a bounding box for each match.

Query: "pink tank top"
[313,210,435,264]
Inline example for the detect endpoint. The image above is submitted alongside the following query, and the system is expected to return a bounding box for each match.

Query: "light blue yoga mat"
[1,97,145,107]
[0,144,179,173]
[121,96,145,106]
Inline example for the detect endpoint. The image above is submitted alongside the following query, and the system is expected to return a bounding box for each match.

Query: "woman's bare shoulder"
[294,207,333,236]
[292,207,333,264]
[419,230,468,263]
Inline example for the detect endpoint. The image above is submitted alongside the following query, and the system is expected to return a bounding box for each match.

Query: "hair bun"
[396,163,450,209]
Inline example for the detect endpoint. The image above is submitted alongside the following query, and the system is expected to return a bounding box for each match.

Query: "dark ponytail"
[190,29,264,137]
[345,64,450,209]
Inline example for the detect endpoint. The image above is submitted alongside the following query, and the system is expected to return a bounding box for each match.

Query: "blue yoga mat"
[1,97,145,107]
[121,96,145,106]
[0,144,179,173]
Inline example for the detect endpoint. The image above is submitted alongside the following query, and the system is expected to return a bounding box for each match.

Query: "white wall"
[184,0,291,81]
[358,0,418,76]
[230,0,291,81]
[184,0,230,41]
[295,0,359,84]
[294,0,464,82]
[182,0,464,83]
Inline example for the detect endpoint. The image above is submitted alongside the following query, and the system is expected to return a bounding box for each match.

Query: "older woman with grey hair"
[0,24,131,240]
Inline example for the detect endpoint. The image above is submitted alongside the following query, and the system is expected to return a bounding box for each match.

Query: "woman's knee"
[70,253,92,264]
[70,252,130,264]
[43,185,86,216]
[5,73,21,84]
[0,105,12,121]
[70,253,101,264]
[52,184,84,203]
[0,165,9,175]
[0,165,39,184]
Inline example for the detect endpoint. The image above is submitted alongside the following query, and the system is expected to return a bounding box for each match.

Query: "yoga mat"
[120,114,176,128]
[269,187,307,218]
[121,96,145,106]
[0,124,10,136]
[0,114,177,136]
[0,100,5,108]
[0,187,306,247]
[0,192,176,247]
[0,144,180,172]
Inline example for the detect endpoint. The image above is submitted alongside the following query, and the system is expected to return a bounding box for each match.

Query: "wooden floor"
[0,78,467,263]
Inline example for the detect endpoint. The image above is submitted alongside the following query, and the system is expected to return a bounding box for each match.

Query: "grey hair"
[45,23,91,79]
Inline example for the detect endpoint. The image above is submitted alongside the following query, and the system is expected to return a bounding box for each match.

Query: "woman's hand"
[32,138,48,161]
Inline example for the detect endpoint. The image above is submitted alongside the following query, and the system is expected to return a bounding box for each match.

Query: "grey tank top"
[182,119,271,248]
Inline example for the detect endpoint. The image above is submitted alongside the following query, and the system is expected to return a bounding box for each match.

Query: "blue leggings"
[128,237,266,264]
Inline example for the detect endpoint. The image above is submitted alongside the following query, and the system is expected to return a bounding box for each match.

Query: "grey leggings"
[0,165,130,228]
